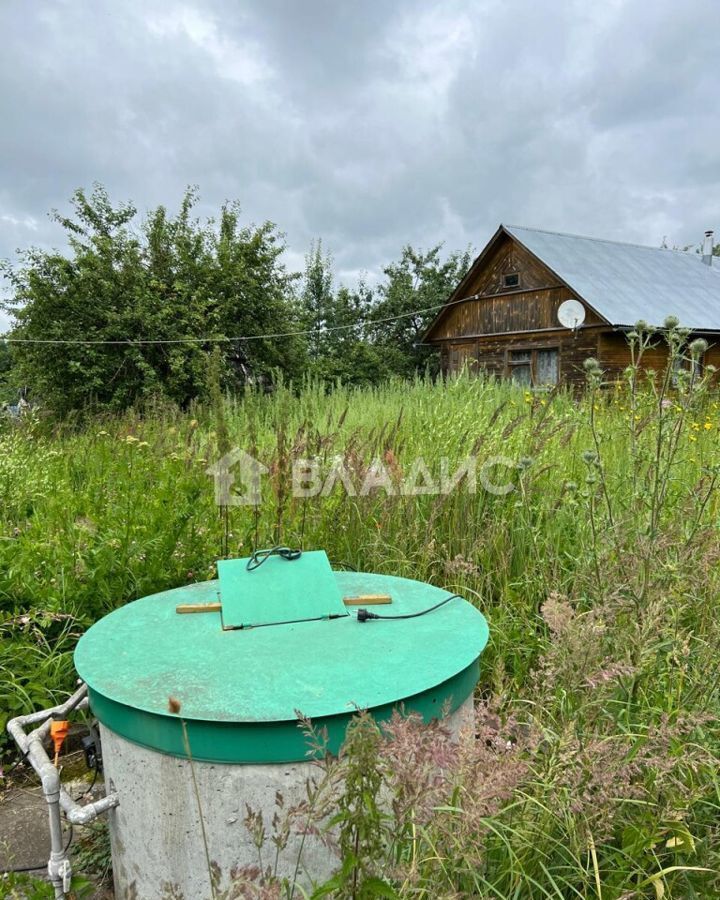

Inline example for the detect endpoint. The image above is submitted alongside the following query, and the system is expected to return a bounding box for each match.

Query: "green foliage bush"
[0,185,472,414]
[1,185,304,413]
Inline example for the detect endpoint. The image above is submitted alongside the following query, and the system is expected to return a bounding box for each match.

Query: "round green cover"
[74,572,489,763]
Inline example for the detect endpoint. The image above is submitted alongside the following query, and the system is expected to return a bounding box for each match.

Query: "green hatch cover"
[74,571,490,764]
[217,550,347,629]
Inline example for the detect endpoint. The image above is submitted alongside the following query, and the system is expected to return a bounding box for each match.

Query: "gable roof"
[425,224,720,339]
[505,225,720,331]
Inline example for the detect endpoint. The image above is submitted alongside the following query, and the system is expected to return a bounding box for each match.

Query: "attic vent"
[503,273,520,288]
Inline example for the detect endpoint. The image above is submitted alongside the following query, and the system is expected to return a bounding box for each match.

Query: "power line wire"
[0,294,475,346]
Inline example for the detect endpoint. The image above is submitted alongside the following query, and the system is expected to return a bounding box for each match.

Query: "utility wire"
[0,293,476,346]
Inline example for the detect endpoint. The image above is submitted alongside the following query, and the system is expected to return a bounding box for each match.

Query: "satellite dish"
[557,299,586,330]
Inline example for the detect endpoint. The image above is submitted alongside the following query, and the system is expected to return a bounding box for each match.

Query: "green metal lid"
[74,572,489,763]
[217,550,346,628]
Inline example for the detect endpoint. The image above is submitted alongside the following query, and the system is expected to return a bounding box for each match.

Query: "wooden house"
[423,225,720,387]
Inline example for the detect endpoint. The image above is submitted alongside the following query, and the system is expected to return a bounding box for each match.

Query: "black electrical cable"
[230,611,348,630]
[0,824,73,875]
[74,764,99,802]
[246,546,302,571]
[356,594,462,622]
[0,747,30,780]
[331,560,358,571]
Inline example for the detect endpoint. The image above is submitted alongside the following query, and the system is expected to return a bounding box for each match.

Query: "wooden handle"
[177,597,392,614]
[176,602,222,614]
[343,594,392,606]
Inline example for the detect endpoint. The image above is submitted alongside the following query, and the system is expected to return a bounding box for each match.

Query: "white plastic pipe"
[7,683,120,899]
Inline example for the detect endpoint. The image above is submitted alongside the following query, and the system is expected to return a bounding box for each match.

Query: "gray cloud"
[1,0,719,333]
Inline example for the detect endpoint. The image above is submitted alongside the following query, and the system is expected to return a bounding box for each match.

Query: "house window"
[503,273,520,289]
[509,349,532,385]
[672,350,704,386]
[537,349,559,385]
[508,347,559,386]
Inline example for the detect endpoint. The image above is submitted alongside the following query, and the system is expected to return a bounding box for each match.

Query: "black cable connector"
[357,608,379,622]
[356,594,462,622]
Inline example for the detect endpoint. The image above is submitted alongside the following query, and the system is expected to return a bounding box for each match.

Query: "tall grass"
[1,323,719,897]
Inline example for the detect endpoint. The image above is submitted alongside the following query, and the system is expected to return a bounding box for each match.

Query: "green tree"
[314,282,395,385]
[0,340,15,404]
[0,185,304,414]
[299,242,472,385]
[301,240,335,361]
[370,244,473,377]
[300,246,395,385]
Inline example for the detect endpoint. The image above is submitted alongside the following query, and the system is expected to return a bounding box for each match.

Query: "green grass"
[1,353,720,897]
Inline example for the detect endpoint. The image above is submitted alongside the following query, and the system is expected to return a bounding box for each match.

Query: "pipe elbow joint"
[39,761,61,799]
[65,792,120,825]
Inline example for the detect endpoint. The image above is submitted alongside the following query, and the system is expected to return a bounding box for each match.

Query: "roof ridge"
[503,223,696,255]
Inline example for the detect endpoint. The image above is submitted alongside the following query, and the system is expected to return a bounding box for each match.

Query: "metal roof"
[504,224,720,331]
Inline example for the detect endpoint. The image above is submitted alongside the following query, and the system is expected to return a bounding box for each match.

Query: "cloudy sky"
[1,0,718,332]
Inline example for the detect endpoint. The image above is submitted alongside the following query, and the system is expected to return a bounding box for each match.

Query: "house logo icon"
[206,449,269,506]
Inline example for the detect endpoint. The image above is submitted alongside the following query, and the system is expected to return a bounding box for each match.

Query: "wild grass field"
[2,330,720,898]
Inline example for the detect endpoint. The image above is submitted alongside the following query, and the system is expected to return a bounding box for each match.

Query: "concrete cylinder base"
[101,697,474,900]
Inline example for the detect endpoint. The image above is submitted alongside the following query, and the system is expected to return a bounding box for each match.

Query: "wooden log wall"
[429,231,720,388]
[433,286,606,340]
[599,332,720,383]
[441,328,601,388]
[428,235,604,343]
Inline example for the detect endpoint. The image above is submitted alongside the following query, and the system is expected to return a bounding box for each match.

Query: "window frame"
[505,344,560,387]
[503,272,521,289]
